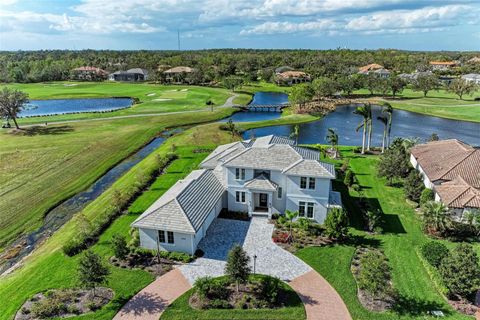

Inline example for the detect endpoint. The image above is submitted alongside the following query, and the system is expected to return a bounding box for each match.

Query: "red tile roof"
[358,63,384,73]
[435,177,480,209]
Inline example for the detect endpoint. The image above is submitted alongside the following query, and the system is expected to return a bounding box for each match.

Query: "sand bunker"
[153,98,172,101]
[63,84,78,87]
[180,89,188,91]
[146,93,156,96]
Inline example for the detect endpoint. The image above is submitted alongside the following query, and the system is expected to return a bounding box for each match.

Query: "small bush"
[420,188,434,206]
[297,217,311,231]
[324,207,349,240]
[404,171,424,203]
[421,241,449,268]
[209,299,231,309]
[30,299,67,318]
[62,238,84,256]
[277,215,287,225]
[111,233,129,260]
[357,250,392,298]
[259,276,281,304]
[344,170,355,187]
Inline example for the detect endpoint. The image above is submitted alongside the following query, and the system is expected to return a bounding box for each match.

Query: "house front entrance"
[259,193,268,208]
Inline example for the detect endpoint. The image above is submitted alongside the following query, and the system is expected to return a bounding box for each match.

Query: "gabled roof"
[411,139,480,188]
[430,61,456,66]
[358,63,384,73]
[164,66,194,73]
[251,135,295,147]
[132,169,225,233]
[283,159,335,178]
[275,66,295,74]
[244,174,278,191]
[127,68,148,75]
[435,177,480,209]
[277,71,310,79]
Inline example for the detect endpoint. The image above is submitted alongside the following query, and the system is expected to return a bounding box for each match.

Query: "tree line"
[1,49,480,83]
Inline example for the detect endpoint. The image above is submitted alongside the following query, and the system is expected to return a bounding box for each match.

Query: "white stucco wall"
[139,228,195,254]
[410,154,434,189]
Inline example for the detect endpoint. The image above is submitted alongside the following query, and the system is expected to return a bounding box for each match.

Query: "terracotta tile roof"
[278,71,310,79]
[358,63,384,73]
[429,61,456,66]
[435,177,480,209]
[73,66,108,74]
[411,139,478,184]
[467,57,480,64]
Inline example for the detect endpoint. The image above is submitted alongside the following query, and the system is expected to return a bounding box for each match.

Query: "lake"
[21,97,133,117]
[221,91,286,122]
[242,93,480,146]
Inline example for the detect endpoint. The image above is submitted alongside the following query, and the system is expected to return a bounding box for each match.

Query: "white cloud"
[240,19,336,35]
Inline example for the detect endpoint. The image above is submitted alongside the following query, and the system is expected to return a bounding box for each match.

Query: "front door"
[259,193,268,207]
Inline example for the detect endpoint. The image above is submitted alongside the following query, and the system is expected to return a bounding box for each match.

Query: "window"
[300,177,307,189]
[277,187,283,199]
[300,177,315,190]
[167,231,174,244]
[158,230,166,243]
[235,168,245,180]
[254,169,271,179]
[299,202,315,219]
[236,191,246,203]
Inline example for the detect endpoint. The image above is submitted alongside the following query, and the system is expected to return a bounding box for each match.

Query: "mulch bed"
[110,253,175,277]
[272,224,331,253]
[351,247,395,312]
[448,298,479,316]
[15,287,113,320]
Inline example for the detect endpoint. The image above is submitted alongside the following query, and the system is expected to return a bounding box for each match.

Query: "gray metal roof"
[132,169,225,233]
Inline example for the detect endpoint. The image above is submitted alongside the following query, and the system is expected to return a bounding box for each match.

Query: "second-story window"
[277,187,283,199]
[235,168,245,180]
[300,177,307,189]
[308,177,316,190]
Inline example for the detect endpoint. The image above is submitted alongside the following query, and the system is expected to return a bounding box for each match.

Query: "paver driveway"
[179,216,312,284]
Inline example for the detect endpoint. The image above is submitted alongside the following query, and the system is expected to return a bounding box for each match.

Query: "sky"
[0,0,479,51]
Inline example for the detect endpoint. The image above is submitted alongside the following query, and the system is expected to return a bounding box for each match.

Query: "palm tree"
[381,102,393,147]
[377,115,388,153]
[326,128,339,158]
[285,210,299,243]
[290,124,300,145]
[421,201,451,235]
[353,104,371,154]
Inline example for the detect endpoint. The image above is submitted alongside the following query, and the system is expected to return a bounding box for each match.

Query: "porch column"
[268,192,272,218]
[247,191,253,217]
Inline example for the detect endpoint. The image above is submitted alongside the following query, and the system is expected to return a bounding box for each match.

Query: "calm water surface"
[21,98,132,117]
[222,91,287,122]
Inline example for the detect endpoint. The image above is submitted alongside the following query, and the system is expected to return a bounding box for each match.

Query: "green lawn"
[354,88,480,123]
[3,82,249,124]
[296,147,476,320]
[0,108,235,252]
[161,275,305,320]
[0,126,235,320]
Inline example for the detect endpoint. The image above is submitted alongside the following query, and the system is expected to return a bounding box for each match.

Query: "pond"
[21,98,133,117]
[0,129,181,275]
[242,93,480,146]
[221,91,287,122]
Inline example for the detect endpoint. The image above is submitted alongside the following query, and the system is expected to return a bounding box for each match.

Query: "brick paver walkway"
[290,270,352,320]
[113,268,190,320]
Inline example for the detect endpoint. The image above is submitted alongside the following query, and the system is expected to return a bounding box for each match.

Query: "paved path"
[290,270,352,320]
[113,268,190,320]
[179,217,311,284]
[21,94,239,128]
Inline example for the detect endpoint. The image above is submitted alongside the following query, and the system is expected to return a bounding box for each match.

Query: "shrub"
[344,170,355,187]
[324,207,349,240]
[259,276,281,304]
[62,238,84,256]
[357,250,391,298]
[404,171,424,203]
[439,243,480,299]
[209,299,231,309]
[421,241,449,268]
[194,277,229,300]
[77,251,110,295]
[420,188,434,206]
[30,299,67,318]
[194,276,215,299]
[365,209,383,233]
[277,215,287,225]
[128,228,140,249]
[297,217,311,231]
[111,233,129,260]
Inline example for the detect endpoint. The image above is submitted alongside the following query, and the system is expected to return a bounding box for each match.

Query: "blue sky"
[0,0,479,51]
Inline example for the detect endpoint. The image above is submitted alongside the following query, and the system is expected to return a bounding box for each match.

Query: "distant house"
[399,71,433,82]
[163,66,195,83]
[275,66,295,74]
[109,68,148,82]
[358,63,390,78]
[71,66,108,81]
[467,57,480,64]
[275,70,311,85]
[410,139,480,220]
[131,135,340,255]
[462,73,480,84]
[429,61,457,71]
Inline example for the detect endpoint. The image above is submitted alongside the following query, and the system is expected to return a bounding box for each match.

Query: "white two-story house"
[132,135,342,254]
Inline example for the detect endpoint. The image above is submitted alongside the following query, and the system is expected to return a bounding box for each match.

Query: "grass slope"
[0,108,235,252]
[297,148,475,320]
[4,82,249,124]
[0,126,235,320]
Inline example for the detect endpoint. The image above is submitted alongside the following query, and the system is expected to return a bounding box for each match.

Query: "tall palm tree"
[377,115,388,153]
[381,102,393,147]
[290,124,300,145]
[421,201,451,235]
[353,104,371,154]
[326,128,339,158]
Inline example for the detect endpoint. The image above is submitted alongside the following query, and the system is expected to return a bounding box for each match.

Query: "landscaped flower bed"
[15,288,113,320]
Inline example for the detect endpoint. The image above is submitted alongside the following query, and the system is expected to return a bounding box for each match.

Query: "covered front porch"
[244,174,277,218]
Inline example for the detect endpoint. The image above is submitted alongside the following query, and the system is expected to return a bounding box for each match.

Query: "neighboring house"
[163,66,195,83]
[410,139,480,220]
[462,73,480,84]
[429,61,457,71]
[275,70,311,85]
[71,66,108,81]
[399,71,433,82]
[467,57,480,64]
[132,135,341,254]
[109,68,148,81]
[358,63,390,78]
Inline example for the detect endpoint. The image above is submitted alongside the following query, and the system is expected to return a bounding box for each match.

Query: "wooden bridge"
[236,104,289,112]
